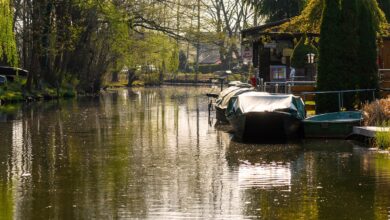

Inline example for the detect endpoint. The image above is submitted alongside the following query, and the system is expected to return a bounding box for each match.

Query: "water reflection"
[0,87,390,219]
[238,163,291,190]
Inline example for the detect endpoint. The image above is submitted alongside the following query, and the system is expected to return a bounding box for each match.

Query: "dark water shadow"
[0,103,22,122]
[301,139,355,152]
[225,139,303,167]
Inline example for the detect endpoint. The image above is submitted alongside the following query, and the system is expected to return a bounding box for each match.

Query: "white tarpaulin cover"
[216,86,254,109]
[227,92,305,119]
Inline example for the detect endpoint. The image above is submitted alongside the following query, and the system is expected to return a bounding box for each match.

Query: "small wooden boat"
[303,111,362,138]
[226,92,305,140]
[215,83,253,123]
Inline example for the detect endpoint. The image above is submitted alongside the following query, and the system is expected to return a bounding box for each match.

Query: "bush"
[227,74,243,82]
[198,64,223,73]
[0,91,23,102]
[140,72,162,85]
[362,98,390,149]
[362,98,390,126]
[131,80,145,87]
[291,36,318,68]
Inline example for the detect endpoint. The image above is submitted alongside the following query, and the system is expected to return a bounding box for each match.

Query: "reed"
[363,98,390,149]
[362,98,390,126]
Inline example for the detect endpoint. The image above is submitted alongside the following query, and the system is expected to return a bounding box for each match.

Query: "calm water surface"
[1,86,390,220]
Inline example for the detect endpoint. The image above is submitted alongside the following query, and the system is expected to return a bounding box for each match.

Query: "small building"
[241,20,319,83]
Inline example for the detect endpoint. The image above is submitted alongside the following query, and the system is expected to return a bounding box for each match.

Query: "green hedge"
[291,36,318,68]
[198,64,223,73]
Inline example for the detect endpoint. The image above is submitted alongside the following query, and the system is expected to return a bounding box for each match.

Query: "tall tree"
[357,0,379,97]
[339,0,360,109]
[195,0,200,81]
[316,0,343,113]
[277,0,387,35]
[377,0,390,22]
[317,0,381,112]
[0,0,18,66]
[244,0,306,23]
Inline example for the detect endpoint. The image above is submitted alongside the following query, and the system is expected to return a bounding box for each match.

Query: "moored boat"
[303,111,363,138]
[215,83,253,122]
[226,92,305,140]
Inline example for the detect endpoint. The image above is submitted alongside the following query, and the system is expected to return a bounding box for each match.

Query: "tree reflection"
[0,88,390,219]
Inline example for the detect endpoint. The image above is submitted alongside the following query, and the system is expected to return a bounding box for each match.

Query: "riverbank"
[0,84,76,105]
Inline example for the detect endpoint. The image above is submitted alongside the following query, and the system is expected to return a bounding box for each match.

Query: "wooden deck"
[353,126,390,138]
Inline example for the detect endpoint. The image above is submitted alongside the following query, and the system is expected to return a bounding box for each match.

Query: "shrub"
[362,98,390,149]
[131,80,145,87]
[140,72,162,85]
[291,36,318,68]
[362,98,390,126]
[1,91,23,102]
[227,74,243,82]
[374,122,390,149]
[198,64,223,73]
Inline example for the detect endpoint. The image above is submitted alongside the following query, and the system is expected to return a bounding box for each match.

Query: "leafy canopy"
[244,0,306,23]
[291,36,318,68]
[276,0,388,35]
[0,0,18,66]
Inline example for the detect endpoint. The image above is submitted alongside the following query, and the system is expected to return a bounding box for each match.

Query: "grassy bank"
[105,72,248,88]
[0,79,76,104]
[167,73,246,83]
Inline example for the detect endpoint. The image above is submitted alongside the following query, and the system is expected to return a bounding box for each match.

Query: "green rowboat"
[303,111,363,138]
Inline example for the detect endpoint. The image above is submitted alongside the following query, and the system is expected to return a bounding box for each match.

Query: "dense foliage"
[0,0,253,95]
[316,0,343,113]
[316,0,380,113]
[378,0,390,22]
[357,1,379,98]
[244,0,306,23]
[277,0,388,35]
[0,0,18,66]
[1,0,182,93]
[290,36,318,69]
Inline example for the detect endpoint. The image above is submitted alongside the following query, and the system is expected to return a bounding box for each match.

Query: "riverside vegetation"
[363,98,390,149]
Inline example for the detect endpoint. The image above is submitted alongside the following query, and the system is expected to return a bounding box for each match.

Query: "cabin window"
[270,65,286,81]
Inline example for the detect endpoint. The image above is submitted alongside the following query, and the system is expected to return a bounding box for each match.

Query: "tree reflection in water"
[0,87,389,219]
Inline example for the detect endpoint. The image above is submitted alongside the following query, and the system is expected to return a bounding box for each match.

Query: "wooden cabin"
[243,21,390,100]
[241,20,319,84]
[377,37,390,97]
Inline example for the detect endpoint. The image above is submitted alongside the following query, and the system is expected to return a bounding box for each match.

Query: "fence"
[259,81,378,112]
[261,81,316,94]
[300,89,377,111]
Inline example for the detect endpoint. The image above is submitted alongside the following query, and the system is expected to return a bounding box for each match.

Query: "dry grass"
[363,98,390,149]
[362,98,390,126]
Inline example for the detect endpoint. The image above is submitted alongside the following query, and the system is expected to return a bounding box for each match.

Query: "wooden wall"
[379,39,390,97]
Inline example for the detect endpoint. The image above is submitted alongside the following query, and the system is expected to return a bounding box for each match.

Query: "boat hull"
[215,106,228,123]
[228,111,303,141]
[303,111,362,138]
[303,120,361,138]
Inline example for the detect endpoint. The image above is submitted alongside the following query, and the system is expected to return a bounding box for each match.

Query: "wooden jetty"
[353,126,390,138]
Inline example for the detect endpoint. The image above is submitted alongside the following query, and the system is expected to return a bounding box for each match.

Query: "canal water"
[0,86,390,220]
